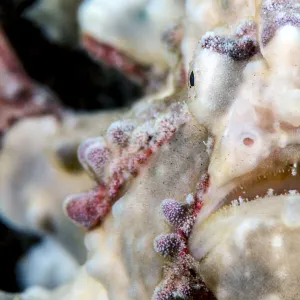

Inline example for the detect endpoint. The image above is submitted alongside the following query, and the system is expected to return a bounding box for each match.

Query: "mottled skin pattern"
[3,0,300,299]
[182,0,259,72]
[63,0,300,299]
[83,110,210,299]
[65,101,190,229]
[188,0,300,299]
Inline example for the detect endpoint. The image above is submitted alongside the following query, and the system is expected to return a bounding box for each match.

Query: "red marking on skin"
[243,137,254,146]
[65,185,110,229]
[78,138,96,166]
[260,0,300,46]
[261,13,300,46]
[197,173,210,195]
[181,249,189,256]
[202,33,258,61]
[86,146,111,173]
[108,127,129,146]
[153,173,215,299]
[108,173,121,198]
[66,114,185,228]
[107,120,135,147]
[192,199,204,217]
[194,173,210,211]
[152,252,213,299]
[82,33,148,81]
[106,147,154,199]
[136,148,153,164]
[235,20,257,39]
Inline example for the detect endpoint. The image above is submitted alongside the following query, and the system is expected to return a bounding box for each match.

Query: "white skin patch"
[231,196,245,206]
[185,193,194,205]
[234,218,260,249]
[288,190,299,195]
[231,199,239,206]
[221,248,234,267]
[217,287,229,299]
[271,235,283,248]
[276,267,288,280]
[292,163,297,176]
[263,294,281,300]
[111,197,125,220]
[282,196,300,227]
[238,196,244,205]
[267,188,274,196]
[203,137,214,155]
[244,268,251,279]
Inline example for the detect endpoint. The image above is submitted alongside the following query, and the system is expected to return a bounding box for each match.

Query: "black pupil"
[189,71,194,87]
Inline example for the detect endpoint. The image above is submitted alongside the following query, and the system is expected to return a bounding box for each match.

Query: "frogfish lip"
[81,33,150,82]
[189,194,300,300]
[196,146,300,229]
[218,160,300,211]
[188,148,300,300]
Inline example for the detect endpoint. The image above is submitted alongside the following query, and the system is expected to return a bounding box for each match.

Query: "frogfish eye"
[189,71,194,87]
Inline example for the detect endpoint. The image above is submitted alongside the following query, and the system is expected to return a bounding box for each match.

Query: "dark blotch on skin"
[202,34,258,61]
[189,71,195,87]
[261,13,300,46]
[260,0,300,46]
[55,142,83,173]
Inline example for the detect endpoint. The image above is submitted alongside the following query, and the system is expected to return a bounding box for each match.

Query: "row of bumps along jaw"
[186,0,300,297]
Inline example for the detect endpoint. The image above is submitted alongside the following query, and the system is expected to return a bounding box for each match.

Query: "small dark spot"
[56,143,83,173]
[39,216,56,233]
[189,71,195,87]
[243,137,254,147]
[189,268,197,278]
[135,8,147,21]
[202,34,258,61]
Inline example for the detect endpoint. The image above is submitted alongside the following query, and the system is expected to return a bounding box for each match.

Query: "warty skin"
[3,0,300,299]
[80,0,300,299]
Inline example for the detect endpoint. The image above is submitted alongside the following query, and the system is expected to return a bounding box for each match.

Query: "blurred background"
[0,0,143,293]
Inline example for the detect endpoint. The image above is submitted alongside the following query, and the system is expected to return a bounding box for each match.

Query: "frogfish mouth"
[186,2,300,298]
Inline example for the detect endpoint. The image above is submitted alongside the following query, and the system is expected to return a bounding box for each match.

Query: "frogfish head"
[187,1,300,299]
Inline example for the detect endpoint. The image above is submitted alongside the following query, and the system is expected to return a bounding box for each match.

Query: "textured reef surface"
[2,0,300,299]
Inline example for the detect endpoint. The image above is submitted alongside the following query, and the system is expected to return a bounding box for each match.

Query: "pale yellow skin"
[84,110,209,299]
[4,0,300,299]
[1,102,209,300]
[187,1,300,299]
[1,267,108,300]
[182,0,260,72]
[82,1,300,299]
